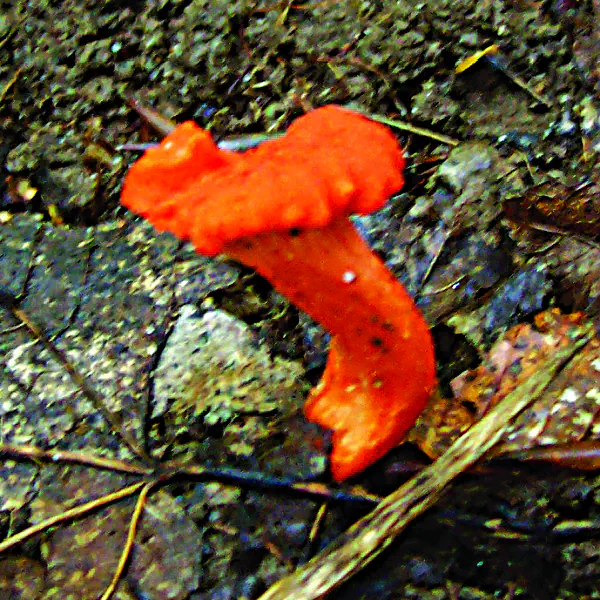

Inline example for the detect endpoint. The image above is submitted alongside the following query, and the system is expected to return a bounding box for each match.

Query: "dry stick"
[168,463,382,505]
[0,68,21,104]
[99,480,156,600]
[0,14,27,52]
[0,443,152,476]
[365,112,460,147]
[126,94,176,136]
[258,323,595,600]
[0,482,145,554]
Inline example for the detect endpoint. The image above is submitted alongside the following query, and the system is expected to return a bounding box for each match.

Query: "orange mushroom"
[121,105,436,481]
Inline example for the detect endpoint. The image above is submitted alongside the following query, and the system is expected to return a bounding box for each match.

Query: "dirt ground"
[1,1,600,599]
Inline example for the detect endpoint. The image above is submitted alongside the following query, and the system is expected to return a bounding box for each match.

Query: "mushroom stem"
[225,218,436,481]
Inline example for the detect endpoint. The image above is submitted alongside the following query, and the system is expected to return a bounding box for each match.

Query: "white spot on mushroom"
[342,270,357,284]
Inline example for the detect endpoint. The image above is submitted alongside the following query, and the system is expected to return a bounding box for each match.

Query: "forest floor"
[1,2,600,599]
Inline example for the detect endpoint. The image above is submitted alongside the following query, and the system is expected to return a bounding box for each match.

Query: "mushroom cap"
[121,105,404,255]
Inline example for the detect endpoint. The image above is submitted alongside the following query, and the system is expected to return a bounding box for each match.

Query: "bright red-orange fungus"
[122,105,436,480]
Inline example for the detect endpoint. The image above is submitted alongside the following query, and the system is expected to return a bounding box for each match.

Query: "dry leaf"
[410,309,600,459]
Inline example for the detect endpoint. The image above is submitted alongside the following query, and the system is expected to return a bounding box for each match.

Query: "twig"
[0,14,27,52]
[125,94,176,136]
[117,133,283,153]
[0,68,21,105]
[484,53,553,108]
[99,481,156,600]
[0,443,151,476]
[361,111,460,147]
[257,323,594,600]
[166,462,381,504]
[308,503,329,545]
[0,482,145,554]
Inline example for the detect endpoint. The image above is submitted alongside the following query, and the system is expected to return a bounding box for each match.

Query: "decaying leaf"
[0,556,45,600]
[504,180,600,239]
[31,465,202,600]
[410,309,600,459]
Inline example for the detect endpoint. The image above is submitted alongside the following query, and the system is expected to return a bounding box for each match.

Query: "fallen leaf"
[410,309,600,459]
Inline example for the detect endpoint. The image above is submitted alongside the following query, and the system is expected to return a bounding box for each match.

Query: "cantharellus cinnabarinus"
[121,105,436,481]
